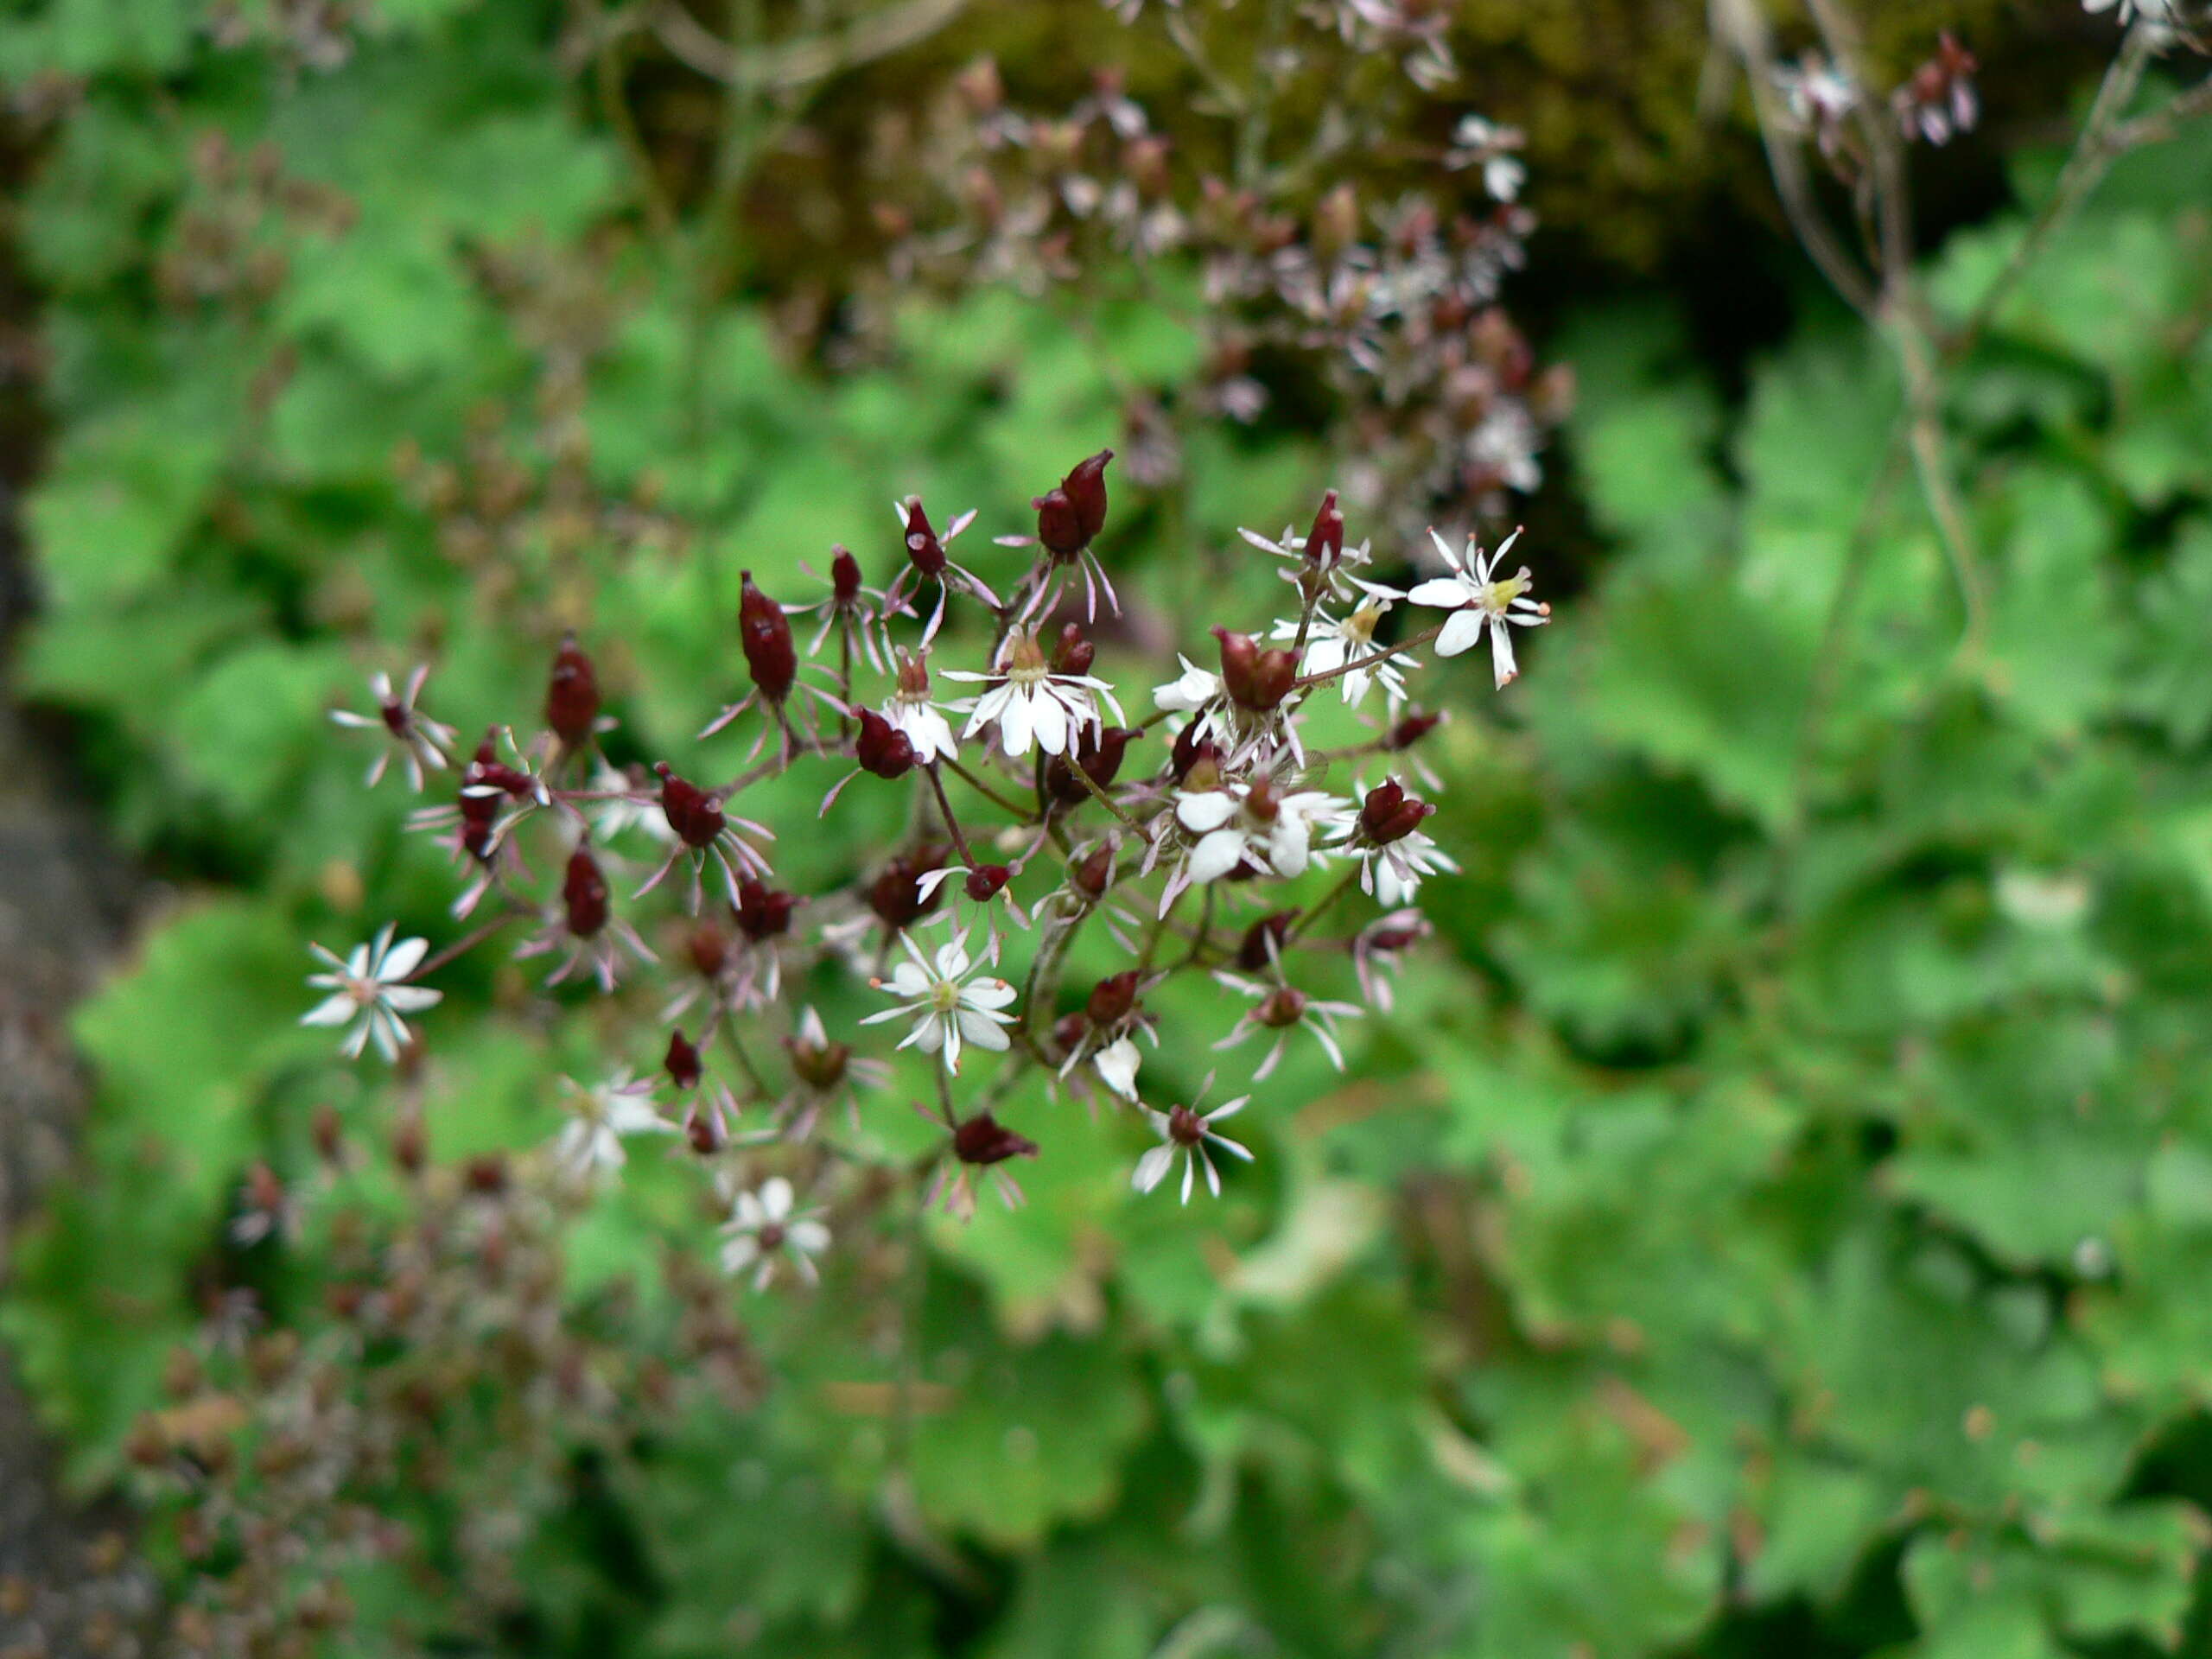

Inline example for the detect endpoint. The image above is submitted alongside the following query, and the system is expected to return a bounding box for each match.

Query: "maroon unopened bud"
[869,845,949,930]
[1257,986,1309,1028]
[899,496,947,577]
[1053,1009,1089,1054]
[1385,708,1444,750]
[963,864,1012,902]
[1062,448,1112,544]
[1172,721,1221,784]
[855,709,918,779]
[1306,489,1344,567]
[664,1028,703,1091]
[787,1029,851,1092]
[1359,779,1433,844]
[738,571,797,703]
[1236,910,1300,970]
[545,632,601,746]
[951,1112,1039,1166]
[1213,626,1297,711]
[1033,486,1084,559]
[1046,724,1135,804]
[1052,622,1095,677]
[1072,843,1115,898]
[655,763,725,849]
[734,879,798,940]
[463,1154,507,1193]
[1364,923,1424,954]
[1086,969,1140,1026]
[562,845,611,938]
[830,545,862,601]
[687,920,730,978]
[683,1103,724,1156]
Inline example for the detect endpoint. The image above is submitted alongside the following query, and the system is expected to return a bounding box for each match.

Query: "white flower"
[1268,580,1410,709]
[860,929,1019,1073]
[1151,654,1222,714]
[554,1072,674,1177]
[1171,777,1346,899]
[2084,0,2174,21]
[1446,114,1526,202]
[884,647,960,765]
[1132,1096,1253,1203]
[719,1176,832,1290]
[300,924,442,1061]
[328,666,457,791]
[1408,525,1548,689]
[1212,975,1363,1080]
[1093,1034,1142,1098]
[942,631,1122,760]
[1356,824,1457,906]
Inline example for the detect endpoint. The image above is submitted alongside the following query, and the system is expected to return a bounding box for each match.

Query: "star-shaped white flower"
[1268,579,1410,709]
[861,929,1019,1073]
[719,1176,832,1290]
[300,924,442,1062]
[942,632,1122,760]
[1151,654,1222,715]
[1171,777,1345,895]
[1132,1095,1253,1203]
[1407,526,1548,689]
[554,1072,674,1177]
[884,648,961,765]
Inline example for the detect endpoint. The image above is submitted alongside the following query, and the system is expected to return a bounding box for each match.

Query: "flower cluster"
[308,453,1547,1290]
[859,8,1573,548]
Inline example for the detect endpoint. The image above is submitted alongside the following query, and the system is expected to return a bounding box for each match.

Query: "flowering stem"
[923,765,981,869]
[1286,866,1360,944]
[941,755,1033,820]
[408,909,526,980]
[1067,756,1138,828]
[714,1013,773,1103]
[1294,622,1443,691]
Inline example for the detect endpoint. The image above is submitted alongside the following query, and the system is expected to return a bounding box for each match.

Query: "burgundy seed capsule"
[545,632,601,746]
[734,878,798,940]
[562,845,610,938]
[963,864,1011,902]
[664,1028,702,1090]
[1213,626,1297,711]
[830,544,862,601]
[1236,910,1300,971]
[1052,622,1095,677]
[1306,489,1344,567]
[738,571,797,703]
[1087,969,1140,1026]
[1358,779,1434,844]
[899,497,947,577]
[855,709,918,779]
[1061,448,1112,544]
[951,1112,1039,1166]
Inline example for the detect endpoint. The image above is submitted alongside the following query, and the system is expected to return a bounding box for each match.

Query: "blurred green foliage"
[8,1,2212,1656]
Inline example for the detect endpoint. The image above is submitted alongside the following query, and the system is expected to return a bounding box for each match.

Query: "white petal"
[788,1219,831,1254]
[1408,576,1473,609]
[1436,607,1486,658]
[1176,791,1240,833]
[1490,618,1519,688]
[378,935,429,982]
[963,977,1019,1010]
[381,985,442,1013]
[1028,691,1069,757]
[1094,1037,1141,1097]
[1186,828,1250,885]
[997,689,1033,756]
[760,1177,794,1220]
[1133,1143,1175,1193]
[300,993,359,1027]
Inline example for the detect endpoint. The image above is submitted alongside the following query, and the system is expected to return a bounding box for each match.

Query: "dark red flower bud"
[1053,1010,1089,1054]
[654,763,725,849]
[545,632,601,747]
[1236,910,1300,970]
[734,879,798,941]
[951,1112,1039,1166]
[1213,626,1297,711]
[1172,721,1221,784]
[1363,924,1424,954]
[787,1029,851,1092]
[869,845,949,930]
[1062,449,1112,543]
[687,921,730,978]
[1046,724,1135,804]
[1033,487,1084,558]
[664,1028,702,1090]
[738,571,797,703]
[1359,779,1433,844]
[1257,986,1309,1028]
[561,845,610,938]
[1072,843,1115,898]
[1052,622,1095,677]
[1306,489,1344,567]
[900,496,947,577]
[830,544,862,602]
[1087,969,1140,1027]
[855,709,918,779]
[683,1103,724,1155]
[963,864,1012,902]
[463,1154,507,1193]
[1386,708,1444,750]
